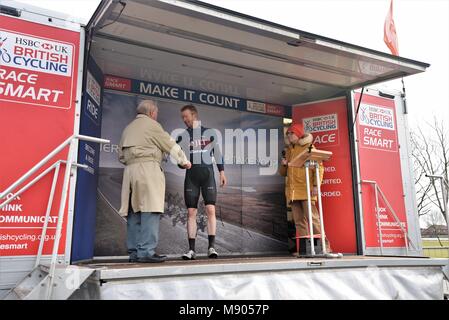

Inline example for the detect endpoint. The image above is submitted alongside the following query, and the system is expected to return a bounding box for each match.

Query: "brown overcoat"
[118,114,189,216]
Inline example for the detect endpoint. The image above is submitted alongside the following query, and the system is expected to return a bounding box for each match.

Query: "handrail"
[0,135,74,200]
[0,134,109,300]
[0,134,109,199]
[36,160,62,269]
[0,161,88,210]
[361,179,384,254]
[425,174,449,242]
[376,186,416,250]
[361,180,416,254]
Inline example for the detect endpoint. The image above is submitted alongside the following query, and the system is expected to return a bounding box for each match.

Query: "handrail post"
[304,160,315,256]
[45,139,76,300]
[315,162,326,254]
[440,178,449,241]
[374,183,384,255]
[35,162,61,268]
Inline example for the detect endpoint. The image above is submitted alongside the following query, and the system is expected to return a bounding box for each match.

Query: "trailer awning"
[88,0,429,106]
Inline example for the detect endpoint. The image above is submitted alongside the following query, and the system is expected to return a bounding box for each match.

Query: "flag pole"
[401,77,407,114]
[384,0,406,113]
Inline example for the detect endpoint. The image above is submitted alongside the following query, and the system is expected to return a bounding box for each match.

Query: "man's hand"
[182,161,192,169]
[312,186,318,197]
[219,171,227,187]
[281,158,288,166]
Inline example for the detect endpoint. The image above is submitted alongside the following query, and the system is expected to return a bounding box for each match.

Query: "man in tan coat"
[118,100,191,263]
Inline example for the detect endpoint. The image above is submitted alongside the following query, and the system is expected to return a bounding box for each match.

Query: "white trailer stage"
[66,255,448,300]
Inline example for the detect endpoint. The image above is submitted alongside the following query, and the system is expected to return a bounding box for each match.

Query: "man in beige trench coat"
[118,100,191,263]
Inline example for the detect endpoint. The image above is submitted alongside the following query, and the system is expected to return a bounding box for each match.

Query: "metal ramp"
[4,265,95,300]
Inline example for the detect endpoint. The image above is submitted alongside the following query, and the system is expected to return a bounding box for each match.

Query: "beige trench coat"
[118,114,189,216]
[279,134,324,203]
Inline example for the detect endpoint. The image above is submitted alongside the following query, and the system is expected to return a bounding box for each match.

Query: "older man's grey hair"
[136,100,158,115]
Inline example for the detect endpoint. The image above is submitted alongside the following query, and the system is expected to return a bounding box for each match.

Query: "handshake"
[178,161,192,170]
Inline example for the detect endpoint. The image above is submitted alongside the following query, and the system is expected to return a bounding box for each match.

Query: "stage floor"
[78,254,447,282]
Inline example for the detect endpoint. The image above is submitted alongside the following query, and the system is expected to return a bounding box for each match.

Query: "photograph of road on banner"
[94,91,288,257]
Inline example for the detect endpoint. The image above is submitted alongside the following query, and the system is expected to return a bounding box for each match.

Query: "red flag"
[384,0,399,56]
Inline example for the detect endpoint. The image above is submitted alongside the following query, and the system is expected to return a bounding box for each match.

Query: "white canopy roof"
[88,0,429,106]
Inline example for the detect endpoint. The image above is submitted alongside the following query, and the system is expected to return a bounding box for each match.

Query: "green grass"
[422,239,449,246]
[422,239,449,258]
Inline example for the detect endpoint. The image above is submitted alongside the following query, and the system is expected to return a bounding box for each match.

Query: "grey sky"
[201,0,449,130]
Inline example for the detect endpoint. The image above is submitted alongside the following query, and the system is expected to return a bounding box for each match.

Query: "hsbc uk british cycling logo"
[0,29,73,77]
[0,35,12,63]
[358,104,395,130]
[303,114,338,133]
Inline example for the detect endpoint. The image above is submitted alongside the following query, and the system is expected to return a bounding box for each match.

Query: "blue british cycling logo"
[359,106,368,123]
[0,36,11,63]
[359,104,394,130]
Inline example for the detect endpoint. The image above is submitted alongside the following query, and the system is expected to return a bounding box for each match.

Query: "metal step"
[3,266,48,300]
[3,265,95,300]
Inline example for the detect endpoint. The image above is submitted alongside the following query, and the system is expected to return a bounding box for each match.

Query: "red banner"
[0,16,80,256]
[293,98,357,254]
[355,93,407,248]
[104,75,131,92]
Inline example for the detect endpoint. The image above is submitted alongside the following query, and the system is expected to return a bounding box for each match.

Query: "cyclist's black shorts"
[184,166,217,208]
